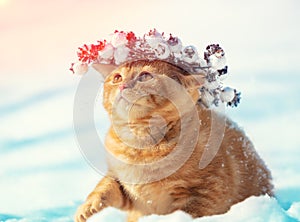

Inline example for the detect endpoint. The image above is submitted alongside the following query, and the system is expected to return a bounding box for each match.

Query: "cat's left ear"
[92,63,118,79]
[182,74,206,89]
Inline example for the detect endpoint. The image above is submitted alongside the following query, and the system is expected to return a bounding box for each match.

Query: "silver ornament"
[167,35,182,53]
[182,45,198,63]
[114,46,130,65]
[209,54,227,70]
[154,43,171,60]
[145,29,164,48]
[220,87,235,102]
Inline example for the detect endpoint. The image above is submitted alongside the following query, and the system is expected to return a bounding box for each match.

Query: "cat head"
[94,60,204,123]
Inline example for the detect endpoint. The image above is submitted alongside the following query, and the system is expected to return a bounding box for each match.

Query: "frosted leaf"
[205,79,220,90]
[146,37,163,48]
[198,58,208,67]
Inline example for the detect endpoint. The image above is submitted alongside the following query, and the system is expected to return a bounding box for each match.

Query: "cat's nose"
[119,84,128,91]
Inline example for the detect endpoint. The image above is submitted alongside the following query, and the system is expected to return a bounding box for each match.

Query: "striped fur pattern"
[75,60,273,222]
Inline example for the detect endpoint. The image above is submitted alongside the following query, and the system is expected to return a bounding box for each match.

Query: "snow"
[137,196,299,222]
[2,196,298,222]
[288,202,300,221]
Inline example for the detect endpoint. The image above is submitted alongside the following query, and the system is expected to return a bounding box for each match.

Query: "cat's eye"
[112,73,122,84]
[137,72,153,82]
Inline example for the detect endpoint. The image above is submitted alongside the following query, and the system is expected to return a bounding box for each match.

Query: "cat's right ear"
[92,63,117,80]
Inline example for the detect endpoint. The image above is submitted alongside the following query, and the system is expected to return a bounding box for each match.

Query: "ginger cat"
[75,60,273,222]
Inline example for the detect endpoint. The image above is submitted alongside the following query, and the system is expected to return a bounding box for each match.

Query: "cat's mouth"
[117,93,132,104]
[115,92,154,115]
[117,90,148,105]
[116,93,142,109]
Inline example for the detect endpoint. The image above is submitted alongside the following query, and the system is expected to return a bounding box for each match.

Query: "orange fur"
[75,60,273,222]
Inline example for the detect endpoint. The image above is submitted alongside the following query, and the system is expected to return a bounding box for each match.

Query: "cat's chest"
[122,182,177,214]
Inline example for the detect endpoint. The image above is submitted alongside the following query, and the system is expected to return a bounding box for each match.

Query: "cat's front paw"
[75,198,104,222]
